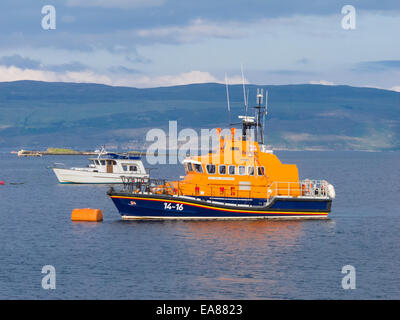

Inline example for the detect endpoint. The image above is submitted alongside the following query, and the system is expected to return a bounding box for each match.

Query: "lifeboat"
[108,88,335,220]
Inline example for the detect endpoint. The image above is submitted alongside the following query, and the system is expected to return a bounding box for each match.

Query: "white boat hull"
[53,168,148,184]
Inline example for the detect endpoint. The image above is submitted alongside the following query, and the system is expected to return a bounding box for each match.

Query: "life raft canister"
[327,184,336,199]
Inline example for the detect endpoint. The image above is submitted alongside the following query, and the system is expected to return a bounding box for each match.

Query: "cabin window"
[194,163,203,173]
[95,160,100,165]
[112,160,117,165]
[238,165,246,175]
[219,165,226,175]
[257,166,265,176]
[248,166,255,176]
[206,164,216,174]
[228,165,236,175]
[100,160,106,166]
[89,160,95,165]
[122,165,128,171]
[187,162,193,172]
[129,165,137,172]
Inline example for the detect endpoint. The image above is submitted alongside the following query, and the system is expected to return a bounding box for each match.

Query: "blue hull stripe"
[110,195,331,218]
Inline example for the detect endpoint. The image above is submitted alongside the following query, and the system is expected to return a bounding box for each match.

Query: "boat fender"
[71,208,103,222]
[327,184,336,199]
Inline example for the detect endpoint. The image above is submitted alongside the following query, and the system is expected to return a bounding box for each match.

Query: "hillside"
[0,80,399,151]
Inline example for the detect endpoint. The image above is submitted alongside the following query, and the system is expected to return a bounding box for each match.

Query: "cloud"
[0,55,91,73]
[0,54,41,69]
[61,15,76,23]
[113,71,221,87]
[135,19,245,44]
[46,61,89,72]
[269,69,315,76]
[309,80,335,85]
[296,58,310,65]
[107,66,142,74]
[66,0,165,9]
[0,65,246,88]
[354,60,400,72]
[390,86,400,92]
[0,66,112,85]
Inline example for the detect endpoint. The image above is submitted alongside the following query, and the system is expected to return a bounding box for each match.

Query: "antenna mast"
[241,64,248,114]
[225,73,231,126]
[263,89,268,143]
[255,88,264,144]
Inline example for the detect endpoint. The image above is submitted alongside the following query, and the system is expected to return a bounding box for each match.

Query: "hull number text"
[164,202,184,211]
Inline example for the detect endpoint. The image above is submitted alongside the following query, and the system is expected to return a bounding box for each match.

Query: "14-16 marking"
[164,202,184,211]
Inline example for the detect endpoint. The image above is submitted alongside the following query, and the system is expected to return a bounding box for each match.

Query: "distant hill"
[0,80,399,151]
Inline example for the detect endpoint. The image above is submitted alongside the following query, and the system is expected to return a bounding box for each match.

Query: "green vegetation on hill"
[0,80,399,151]
[46,147,78,154]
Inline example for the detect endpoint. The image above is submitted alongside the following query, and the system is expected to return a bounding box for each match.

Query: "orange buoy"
[71,208,103,222]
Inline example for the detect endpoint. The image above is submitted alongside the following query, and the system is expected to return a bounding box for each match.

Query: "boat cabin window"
[129,165,137,172]
[219,165,226,175]
[122,165,127,171]
[89,160,95,165]
[95,160,100,165]
[187,162,193,172]
[228,165,235,175]
[100,160,106,166]
[184,163,190,173]
[238,165,246,175]
[257,166,265,176]
[206,164,216,174]
[194,163,203,173]
[248,166,255,176]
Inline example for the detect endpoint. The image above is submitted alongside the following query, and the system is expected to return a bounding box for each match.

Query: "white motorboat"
[52,151,148,184]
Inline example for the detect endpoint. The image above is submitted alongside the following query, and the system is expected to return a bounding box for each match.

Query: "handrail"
[119,176,331,200]
[268,180,329,198]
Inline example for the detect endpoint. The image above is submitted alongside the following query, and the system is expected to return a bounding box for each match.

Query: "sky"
[0,0,399,90]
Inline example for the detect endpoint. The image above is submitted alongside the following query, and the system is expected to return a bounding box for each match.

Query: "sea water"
[0,151,399,299]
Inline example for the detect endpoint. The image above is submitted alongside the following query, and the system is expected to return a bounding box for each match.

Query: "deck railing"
[119,176,330,202]
[268,180,329,198]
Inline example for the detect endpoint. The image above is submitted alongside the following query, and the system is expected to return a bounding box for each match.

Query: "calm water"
[0,151,399,299]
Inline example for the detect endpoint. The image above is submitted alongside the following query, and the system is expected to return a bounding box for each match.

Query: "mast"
[237,87,266,144]
[241,64,248,115]
[255,88,264,144]
[225,73,231,127]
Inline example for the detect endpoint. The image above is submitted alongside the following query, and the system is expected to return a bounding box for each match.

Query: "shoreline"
[15,149,147,156]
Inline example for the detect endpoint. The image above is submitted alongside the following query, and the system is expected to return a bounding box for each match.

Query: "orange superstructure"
[166,127,301,200]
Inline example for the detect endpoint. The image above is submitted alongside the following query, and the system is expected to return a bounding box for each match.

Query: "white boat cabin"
[85,153,147,175]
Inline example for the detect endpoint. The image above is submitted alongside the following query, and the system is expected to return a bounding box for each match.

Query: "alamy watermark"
[341,265,356,290]
[41,265,56,289]
[341,5,356,30]
[145,121,257,165]
[41,5,56,30]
